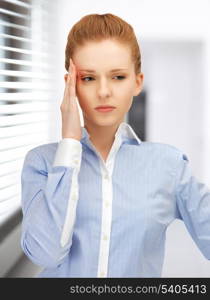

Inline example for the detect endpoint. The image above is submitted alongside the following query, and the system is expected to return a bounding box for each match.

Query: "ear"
[133,72,144,96]
[64,73,68,83]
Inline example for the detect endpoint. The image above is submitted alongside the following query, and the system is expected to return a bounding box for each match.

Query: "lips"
[95,106,116,112]
[95,106,116,109]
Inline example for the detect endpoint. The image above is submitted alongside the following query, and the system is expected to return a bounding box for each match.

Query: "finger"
[67,59,72,84]
[70,59,76,81]
[64,67,73,101]
[69,59,76,94]
[62,71,71,103]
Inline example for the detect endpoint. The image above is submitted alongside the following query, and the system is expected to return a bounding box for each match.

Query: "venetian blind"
[0,0,57,226]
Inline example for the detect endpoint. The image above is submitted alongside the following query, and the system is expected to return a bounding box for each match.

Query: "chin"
[84,113,123,126]
[93,118,122,127]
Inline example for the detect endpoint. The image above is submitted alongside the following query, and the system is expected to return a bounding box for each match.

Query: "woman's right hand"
[60,58,82,141]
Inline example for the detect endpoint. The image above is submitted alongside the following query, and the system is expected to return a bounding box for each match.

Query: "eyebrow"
[79,68,129,73]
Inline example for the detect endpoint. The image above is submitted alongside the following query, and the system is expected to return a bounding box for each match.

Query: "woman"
[20,13,210,278]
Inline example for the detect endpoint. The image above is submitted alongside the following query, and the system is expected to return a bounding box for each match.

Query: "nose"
[97,78,111,98]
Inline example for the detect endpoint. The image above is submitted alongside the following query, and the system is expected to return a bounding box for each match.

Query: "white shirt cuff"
[53,138,82,169]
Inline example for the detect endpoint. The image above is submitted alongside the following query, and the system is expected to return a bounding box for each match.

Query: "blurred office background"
[0,0,210,277]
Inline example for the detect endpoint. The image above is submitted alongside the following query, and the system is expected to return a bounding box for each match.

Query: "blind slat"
[0,160,23,176]
[0,112,52,126]
[0,122,49,138]
[0,97,50,104]
[4,0,31,9]
[0,140,50,164]
[1,33,30,42]
[0,132,50,150]
[0,33,55,48]
[0,58,55,71]
[0,45,53,57]
[0,183,20,202]
[0,20,30,32]
[0,70,52,78]
[0,81,55,89]
[0,173,20,189]
[0,8,30,20]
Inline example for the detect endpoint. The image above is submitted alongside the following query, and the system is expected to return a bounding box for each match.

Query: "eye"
[81,75,126,82]
[81,77,94,81]
[113,76,125,80]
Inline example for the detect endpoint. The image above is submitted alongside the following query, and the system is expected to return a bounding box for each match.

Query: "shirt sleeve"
[175,152,210,260]
[20,138,82,268]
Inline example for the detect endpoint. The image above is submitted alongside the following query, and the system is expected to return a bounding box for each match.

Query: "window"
[0,0,57,230]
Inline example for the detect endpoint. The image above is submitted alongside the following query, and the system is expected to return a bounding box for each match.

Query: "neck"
[84,120,123,153]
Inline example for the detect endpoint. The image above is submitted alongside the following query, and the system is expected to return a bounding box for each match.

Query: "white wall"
[141,40,205,180]
[140,39,210,276]
[50,0,210,277]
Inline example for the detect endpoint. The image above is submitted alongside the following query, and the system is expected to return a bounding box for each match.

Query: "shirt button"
[72,194,77,201]
[105,201,109,207]
[103,234,108,241]
[104,174,109,180]
[100,271,105,277]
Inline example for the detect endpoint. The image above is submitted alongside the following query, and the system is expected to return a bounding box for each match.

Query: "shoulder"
[139,141,189,164]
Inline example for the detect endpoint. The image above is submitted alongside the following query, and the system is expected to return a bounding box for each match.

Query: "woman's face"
[65,39,144,127]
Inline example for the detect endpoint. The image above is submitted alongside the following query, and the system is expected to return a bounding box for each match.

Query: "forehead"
[73,39,132,69]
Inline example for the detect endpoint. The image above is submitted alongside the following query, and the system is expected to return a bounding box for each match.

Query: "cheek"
[119,85,134,110]
[75,81,83,97]
[118,85,134,104]
[117,80,134,95]
[76,82,93,98]
[123,96,133,110]
[76,88,91,111]
[76,84,86,101]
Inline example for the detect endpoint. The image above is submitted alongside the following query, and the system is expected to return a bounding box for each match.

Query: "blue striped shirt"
[20,121,210,277]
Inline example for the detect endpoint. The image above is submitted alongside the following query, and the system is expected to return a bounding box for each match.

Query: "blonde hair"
[65,13,141,74]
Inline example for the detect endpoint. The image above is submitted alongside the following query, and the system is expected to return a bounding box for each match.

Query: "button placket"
[97,137,122,278]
